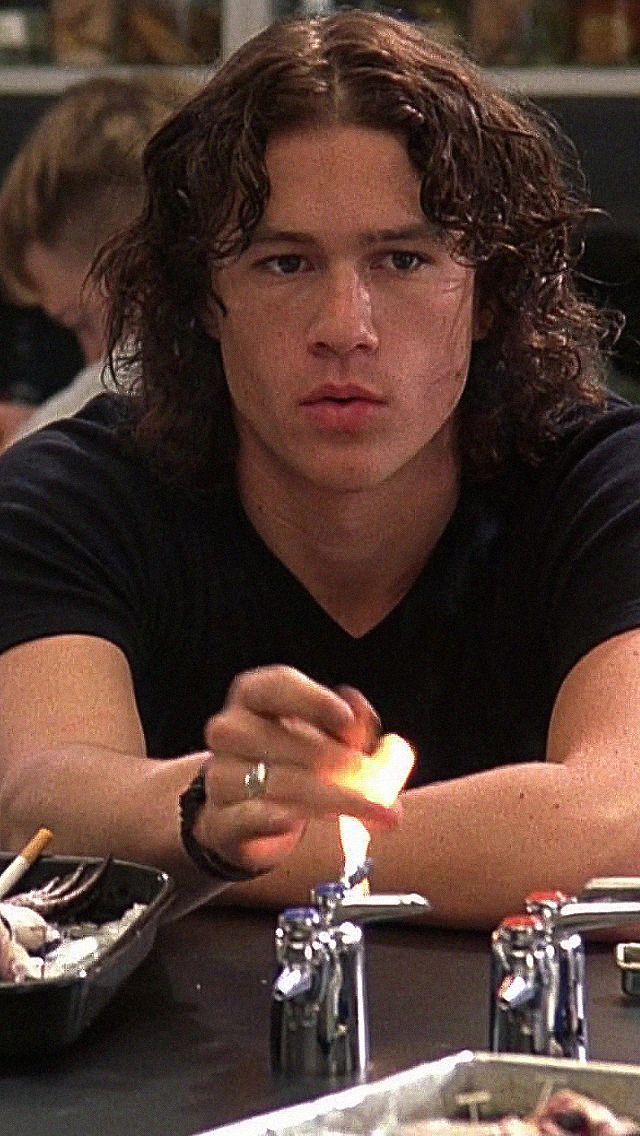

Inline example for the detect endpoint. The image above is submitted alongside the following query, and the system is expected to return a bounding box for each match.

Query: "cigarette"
[0,827,53,900]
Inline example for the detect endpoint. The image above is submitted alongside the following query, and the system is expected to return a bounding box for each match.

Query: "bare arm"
[3,629,639,928]
[0,635,220,913]
[225,629,640,928]
[0,635,396,915]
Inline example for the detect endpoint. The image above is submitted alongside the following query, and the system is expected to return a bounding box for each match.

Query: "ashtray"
[0,852,174,1057]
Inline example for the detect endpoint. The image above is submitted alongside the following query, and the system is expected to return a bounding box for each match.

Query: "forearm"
[225,758,637,928]
[0,654,403,920]
[0,744,230,914]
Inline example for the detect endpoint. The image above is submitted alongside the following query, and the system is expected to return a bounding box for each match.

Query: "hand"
[196,665,399,875]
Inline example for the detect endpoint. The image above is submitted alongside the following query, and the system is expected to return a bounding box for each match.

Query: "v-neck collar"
[222,474,505,654]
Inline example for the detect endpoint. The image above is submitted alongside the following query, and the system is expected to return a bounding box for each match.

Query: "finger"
[205,705,364,774]
[334,685,381,753]
[206,753,262,807]
[225,665,356,741]
[210,807,308,873]
[207,753,400,827]
[365,794,404,832]
[207,799,307,841]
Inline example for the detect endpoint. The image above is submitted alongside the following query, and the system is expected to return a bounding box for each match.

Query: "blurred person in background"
[0,74,197,447]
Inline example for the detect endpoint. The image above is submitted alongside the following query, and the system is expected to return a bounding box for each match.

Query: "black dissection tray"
[0,853,174,1058]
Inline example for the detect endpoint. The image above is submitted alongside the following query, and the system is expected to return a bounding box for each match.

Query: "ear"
[201,293,222,339]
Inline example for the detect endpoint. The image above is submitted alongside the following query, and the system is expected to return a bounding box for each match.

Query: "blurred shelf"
[1,63,640,98]
[0,63,217,96]
[490,66,640,97]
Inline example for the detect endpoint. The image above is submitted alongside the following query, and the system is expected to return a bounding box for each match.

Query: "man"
[0,10,637,927]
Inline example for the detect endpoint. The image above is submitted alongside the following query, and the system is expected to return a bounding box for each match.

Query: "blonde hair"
[0,74,196,306]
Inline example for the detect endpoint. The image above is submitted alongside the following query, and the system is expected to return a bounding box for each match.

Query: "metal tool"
[271,866,430,1079]
[490,878,640,1060]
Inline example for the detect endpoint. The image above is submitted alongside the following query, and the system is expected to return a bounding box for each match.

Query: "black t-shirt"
[0,393,640,789]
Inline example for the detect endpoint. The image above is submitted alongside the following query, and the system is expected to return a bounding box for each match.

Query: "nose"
[307,267,378,357]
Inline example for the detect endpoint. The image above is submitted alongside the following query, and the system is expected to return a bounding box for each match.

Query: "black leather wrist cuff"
[179,764,263,883]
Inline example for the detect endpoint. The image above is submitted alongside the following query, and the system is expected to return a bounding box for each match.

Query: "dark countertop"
[1,906,639,1136]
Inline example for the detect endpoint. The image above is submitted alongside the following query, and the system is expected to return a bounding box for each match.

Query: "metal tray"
[204,1050,640,1136]
[0,852,174,1058]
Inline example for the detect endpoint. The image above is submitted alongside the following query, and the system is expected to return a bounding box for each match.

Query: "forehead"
[260,125,426,230]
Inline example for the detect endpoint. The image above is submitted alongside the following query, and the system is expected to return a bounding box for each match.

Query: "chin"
[302,462,398,494]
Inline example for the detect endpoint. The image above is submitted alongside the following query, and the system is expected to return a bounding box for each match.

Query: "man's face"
[24,239,107,365]
[209,125,482,495]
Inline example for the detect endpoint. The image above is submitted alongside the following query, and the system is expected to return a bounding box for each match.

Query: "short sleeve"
[533,407,640,689]
[0,402,158,670]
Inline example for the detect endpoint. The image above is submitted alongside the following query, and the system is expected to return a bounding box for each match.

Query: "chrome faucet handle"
[311,880,430,925]
[552,899,640,937]
[580,876,640,900]
[492,913,544,971]
[490,883,640,1063]
[271,902,369,1078]
[524,889,588,1061]
[272,906,328,1001]
[272,871,430,1079]
[274,904,322,952]
[523,881,640,937]
[490,914,547,1056]
[339,892,430,923]
[525,889,573,922]
[555,881,640,957]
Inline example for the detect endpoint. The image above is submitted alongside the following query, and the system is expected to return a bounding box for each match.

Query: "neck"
[237,429,460,638]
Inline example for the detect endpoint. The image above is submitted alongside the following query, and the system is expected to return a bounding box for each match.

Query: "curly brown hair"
[97,8,618,484]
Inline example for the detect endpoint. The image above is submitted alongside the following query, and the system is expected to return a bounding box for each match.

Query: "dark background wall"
[541,97,640,234]
[0,90,638,401]
[539,96,640,389]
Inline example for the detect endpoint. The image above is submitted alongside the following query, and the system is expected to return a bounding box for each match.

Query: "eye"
[383,251,428,272]
[261,254,309,276]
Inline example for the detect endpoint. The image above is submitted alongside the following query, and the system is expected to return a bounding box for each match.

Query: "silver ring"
[244,760,269,800]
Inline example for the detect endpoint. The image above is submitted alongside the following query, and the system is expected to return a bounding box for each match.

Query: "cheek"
[402,297,474,425]
[414,295,475,379]
[218,327,272,419]
[219,313,293,405]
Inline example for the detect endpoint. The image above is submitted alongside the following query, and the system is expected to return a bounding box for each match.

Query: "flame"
[337,733,414,892]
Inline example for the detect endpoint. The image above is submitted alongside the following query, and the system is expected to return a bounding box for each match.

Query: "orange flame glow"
[337,733,414,890]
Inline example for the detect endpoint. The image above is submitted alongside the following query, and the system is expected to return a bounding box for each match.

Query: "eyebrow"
[249,223,438,246]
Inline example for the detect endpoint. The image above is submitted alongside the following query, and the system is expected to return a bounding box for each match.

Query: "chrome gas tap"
[271,868,429,1079]
[490,878,640,1060]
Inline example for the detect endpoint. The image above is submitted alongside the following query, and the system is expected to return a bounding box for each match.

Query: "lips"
[299,384,386,432]
[300,384,385,406]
